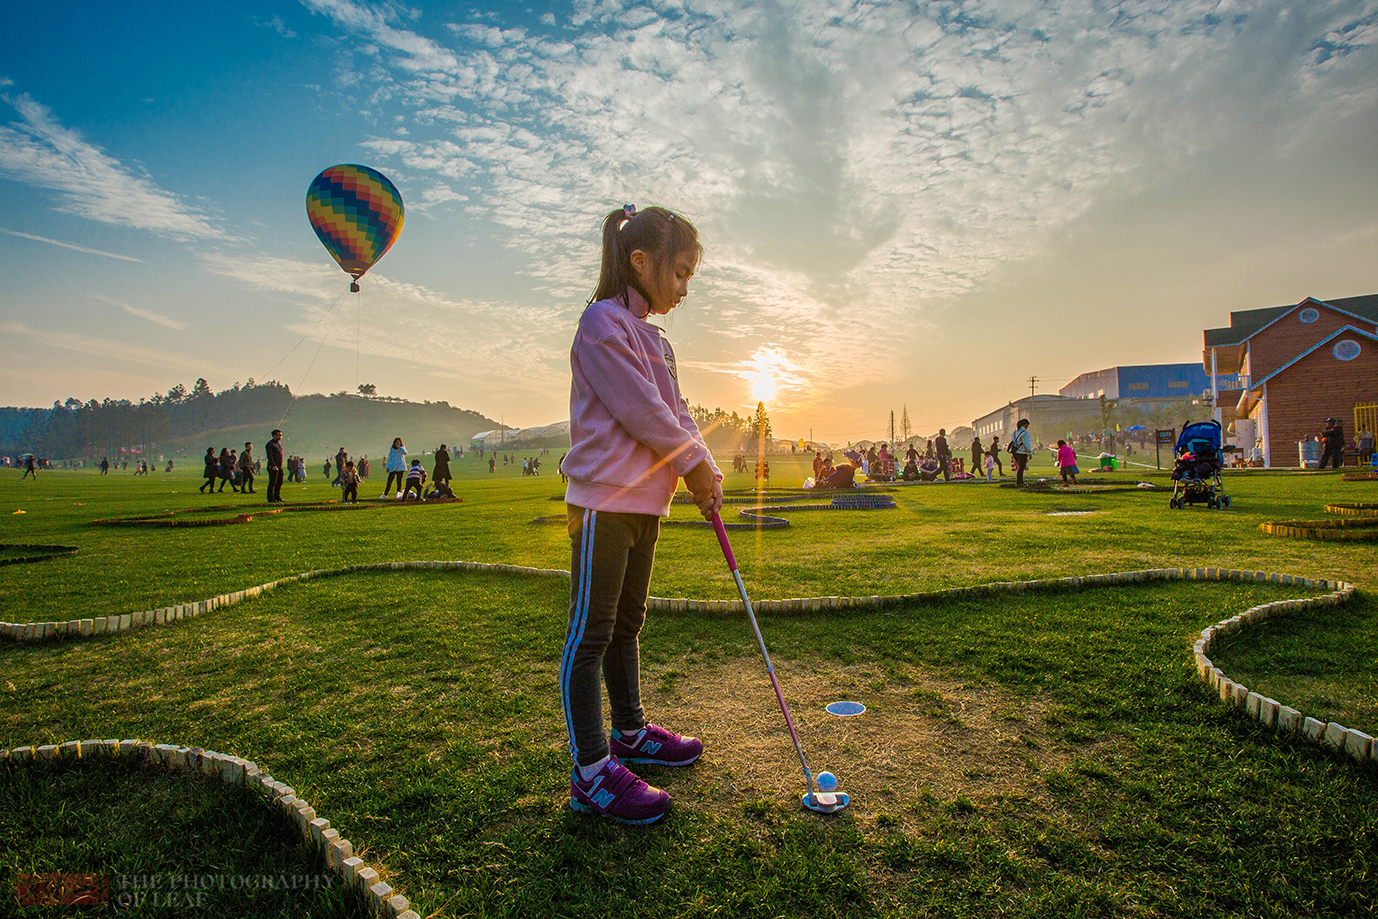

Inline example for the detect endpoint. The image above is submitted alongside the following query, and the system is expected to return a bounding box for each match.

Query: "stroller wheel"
[1207,497,1218,509]
[1169,497,1179,509]
[1221,495,1231,508]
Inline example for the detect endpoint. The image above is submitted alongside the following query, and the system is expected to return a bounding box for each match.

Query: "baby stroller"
[1169,421,1230,509]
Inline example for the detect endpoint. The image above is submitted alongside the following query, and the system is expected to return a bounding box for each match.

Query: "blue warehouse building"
[1059,364,1240,402]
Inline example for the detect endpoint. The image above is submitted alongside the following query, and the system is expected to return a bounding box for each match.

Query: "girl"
[382,437,406,498]
[561,205,722,825]
[1056,439,1079,484]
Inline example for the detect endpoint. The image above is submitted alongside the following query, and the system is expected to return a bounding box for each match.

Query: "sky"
[1,0,1375,445]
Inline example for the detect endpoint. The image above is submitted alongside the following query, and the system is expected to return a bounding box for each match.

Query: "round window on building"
[1299,307,1320,323]
[1333,339,1361,361]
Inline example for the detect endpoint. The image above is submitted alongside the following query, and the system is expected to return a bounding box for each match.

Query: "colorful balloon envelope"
[306,164,404,284]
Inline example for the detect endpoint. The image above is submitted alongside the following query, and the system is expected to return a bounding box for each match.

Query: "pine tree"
[901,405,912,442]
[751,401,772,446]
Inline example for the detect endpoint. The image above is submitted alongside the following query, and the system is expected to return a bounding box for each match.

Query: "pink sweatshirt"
[564,290,720,516]
[1057,444,1077,468]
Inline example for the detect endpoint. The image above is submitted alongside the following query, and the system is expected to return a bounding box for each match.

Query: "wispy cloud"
[0,320,223,375]
[90,294,188,330]
[0,226,143,261]
[0,93,223,239]
[311,0,1378,401]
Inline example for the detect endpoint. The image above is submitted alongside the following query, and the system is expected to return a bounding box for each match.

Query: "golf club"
[710,512,849,814]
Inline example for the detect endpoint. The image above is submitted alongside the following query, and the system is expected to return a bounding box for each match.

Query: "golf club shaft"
[711,513,815,792]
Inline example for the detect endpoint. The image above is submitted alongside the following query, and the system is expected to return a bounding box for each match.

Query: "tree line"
[687,401,773,454]
[5,378,293,459]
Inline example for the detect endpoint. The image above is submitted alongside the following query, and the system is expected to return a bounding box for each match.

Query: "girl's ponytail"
[588,205,700,307]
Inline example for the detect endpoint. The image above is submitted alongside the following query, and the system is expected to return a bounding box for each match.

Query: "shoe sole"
[569,799,668,825]
[615,752,701,766]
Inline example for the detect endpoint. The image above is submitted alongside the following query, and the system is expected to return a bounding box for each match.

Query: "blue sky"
[2,1,1375,444]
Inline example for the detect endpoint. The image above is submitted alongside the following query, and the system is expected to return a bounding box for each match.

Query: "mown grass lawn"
[1,458,1374,917]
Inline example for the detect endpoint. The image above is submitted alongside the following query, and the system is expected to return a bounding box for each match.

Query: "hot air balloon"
[306,164,404,292]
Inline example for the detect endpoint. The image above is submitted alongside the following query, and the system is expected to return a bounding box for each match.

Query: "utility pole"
[1029,376,1038,400]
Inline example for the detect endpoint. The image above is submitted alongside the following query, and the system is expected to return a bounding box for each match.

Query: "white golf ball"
[815,771,837,793]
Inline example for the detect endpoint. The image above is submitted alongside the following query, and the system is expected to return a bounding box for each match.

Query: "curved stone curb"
[1191,575,1375,766]
[90,498,460,528]
[1324,502,1378,516]
[1261,502,1378,541]
[0,544,80,566]
[0,560,567,643]
[0,738,418,919]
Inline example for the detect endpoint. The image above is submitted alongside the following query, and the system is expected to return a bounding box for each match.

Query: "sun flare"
[739,348,798,406]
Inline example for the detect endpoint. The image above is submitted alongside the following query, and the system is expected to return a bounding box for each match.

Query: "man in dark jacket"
[239,442,256,494]
[1320,417,1346,469]
[265,430,285,504]
[433,444,452,486]
[200,447,217,494]
[934,429,951,481]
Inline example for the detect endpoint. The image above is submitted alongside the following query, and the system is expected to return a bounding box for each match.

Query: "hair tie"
[623,204,636,219]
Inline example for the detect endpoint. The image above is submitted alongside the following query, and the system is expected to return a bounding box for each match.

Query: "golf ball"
[816,771,837,793]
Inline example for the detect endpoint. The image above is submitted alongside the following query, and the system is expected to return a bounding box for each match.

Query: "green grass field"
[1,457,1375,917]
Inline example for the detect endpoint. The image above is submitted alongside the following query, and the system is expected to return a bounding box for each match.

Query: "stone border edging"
[2,561,1369,765]
[0,560,568,642]
[1260,502,1378,541]
[1191,575,1375,766]
[0,544,80,566]
[0,738,418,919]
[90,498,461,529]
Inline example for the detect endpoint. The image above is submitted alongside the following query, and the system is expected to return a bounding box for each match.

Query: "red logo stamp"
[15,873,111,906]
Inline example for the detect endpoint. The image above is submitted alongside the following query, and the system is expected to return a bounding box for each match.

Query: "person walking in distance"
[988,435,1005,477]
[433,444,452,490]
[561,205,722,826]
[238,442,256,494]
[934,429,952,482]
[1319,416,1346,470]
[265,429,285,504]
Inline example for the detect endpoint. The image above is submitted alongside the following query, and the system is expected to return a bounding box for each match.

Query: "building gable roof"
[1204,294,1378,347]
[1250,325,1378,389]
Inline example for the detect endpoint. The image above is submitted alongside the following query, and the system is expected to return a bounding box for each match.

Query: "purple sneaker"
[610,723,703,766]
[569,756,670,825]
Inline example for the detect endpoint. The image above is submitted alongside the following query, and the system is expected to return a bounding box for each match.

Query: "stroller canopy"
[1176,420,1222,457]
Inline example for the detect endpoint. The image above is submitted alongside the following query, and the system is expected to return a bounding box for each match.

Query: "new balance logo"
[592,789,616,809]
[640,740,663,755]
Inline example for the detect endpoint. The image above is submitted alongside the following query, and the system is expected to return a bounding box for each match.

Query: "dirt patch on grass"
[632,657,1073,825]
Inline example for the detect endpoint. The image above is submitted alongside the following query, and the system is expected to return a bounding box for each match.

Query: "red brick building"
[1202,294,1378,467]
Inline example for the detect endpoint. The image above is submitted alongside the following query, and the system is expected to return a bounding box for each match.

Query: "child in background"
[560,205,722,826]
[402,458,427,501]
[1056,439,1079,484]
[339,460,360,504]
[984,450,995,482]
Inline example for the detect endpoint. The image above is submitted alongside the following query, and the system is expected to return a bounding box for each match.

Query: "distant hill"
[2,384,505,461]
[170,394,502,460]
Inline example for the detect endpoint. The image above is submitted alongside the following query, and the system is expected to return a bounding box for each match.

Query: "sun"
[750,368,777,403]
[741,348,795,405]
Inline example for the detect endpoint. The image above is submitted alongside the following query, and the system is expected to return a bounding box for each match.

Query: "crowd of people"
[804,423,1041,488]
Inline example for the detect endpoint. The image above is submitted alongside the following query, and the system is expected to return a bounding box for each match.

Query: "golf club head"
[802,791,850,814]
